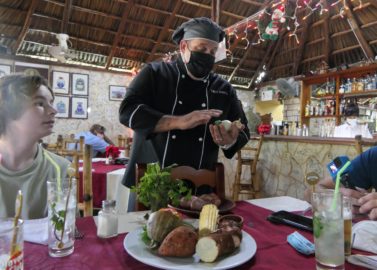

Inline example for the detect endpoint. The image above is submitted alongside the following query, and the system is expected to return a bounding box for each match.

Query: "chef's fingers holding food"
[209,120,244,146]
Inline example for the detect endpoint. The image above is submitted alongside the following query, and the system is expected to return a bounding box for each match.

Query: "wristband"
[220,139,236,150]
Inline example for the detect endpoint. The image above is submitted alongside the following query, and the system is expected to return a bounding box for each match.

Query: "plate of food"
[123,207,256,270]
[124,229,256,270]
[168,193,235,216]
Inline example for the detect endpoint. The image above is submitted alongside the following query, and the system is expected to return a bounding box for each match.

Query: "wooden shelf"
[311,95,336,100]
[303,115,337,119]
[340,89,377,98]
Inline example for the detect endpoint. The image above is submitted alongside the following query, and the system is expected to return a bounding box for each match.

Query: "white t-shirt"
[333,118,373,139]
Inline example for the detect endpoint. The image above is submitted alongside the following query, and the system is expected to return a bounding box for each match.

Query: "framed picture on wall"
[71,97,88,119]
[72,73,88,95]
[53,95,70,118]
[0,64,11,78]
[52,71,70,94]
[109,85,127,101]
[15,62,49,80]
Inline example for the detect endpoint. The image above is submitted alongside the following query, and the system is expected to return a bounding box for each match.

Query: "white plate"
[124,229,257,270]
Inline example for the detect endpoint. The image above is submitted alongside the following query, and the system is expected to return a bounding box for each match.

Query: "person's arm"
[103,135,115,145]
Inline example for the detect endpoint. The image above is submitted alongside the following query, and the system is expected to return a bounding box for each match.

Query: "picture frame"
[53,95,70,118]
[0,64,11,78]
[109,85,127,101]
[71,97,88,119]
[15,62,49,80]
[52,71,70,94]
[72,73,89,96]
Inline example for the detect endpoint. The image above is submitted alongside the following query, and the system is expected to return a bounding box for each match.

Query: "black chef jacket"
[119,56,250,172]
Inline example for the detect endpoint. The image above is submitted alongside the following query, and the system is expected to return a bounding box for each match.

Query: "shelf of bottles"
[304,78,337,118]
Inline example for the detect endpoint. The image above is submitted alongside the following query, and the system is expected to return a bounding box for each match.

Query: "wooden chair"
[354,135,364,155]
[118,135,132,157]
[232,134,264,201]
[79,144,93,217]
[135,163,225,211]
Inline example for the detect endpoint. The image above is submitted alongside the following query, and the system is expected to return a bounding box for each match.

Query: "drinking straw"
[331,161,351,210]
[10,190,23,256]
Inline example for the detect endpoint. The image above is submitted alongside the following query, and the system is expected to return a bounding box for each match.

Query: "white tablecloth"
[106,168,131,214]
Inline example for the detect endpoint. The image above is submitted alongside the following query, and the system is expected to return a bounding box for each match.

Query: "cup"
[343,196,353,256]
[47,178,77,257]
[312,190,344,270]
[0,218,24,270]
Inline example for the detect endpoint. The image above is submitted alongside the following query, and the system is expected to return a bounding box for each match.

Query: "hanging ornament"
[261,5,286,41]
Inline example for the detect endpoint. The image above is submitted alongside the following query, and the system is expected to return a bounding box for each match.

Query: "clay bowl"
[218,214,244,229]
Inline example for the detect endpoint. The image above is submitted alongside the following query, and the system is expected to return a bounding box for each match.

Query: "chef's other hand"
[357,192,377,220]
[209,121,244,147]
[178,109,222,130]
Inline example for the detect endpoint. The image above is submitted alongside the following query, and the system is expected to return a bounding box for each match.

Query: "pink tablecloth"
[79,161,125,208]
[24,201,366,269]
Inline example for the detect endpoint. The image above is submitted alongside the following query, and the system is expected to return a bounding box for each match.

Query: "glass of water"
[47,178,77,258]
[312,190,344,270]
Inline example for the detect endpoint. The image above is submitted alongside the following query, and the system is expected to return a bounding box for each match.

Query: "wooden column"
[211,0,220,23]
[82,144,93,217]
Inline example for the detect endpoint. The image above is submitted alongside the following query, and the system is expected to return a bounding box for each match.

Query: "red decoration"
[258,124,272,135]
[105,146,120,159]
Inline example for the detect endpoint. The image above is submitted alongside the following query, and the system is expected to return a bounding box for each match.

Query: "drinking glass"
[343,196,352,256]
[0,218,23,270]
[312,190,344,270]
[47,178,77,257]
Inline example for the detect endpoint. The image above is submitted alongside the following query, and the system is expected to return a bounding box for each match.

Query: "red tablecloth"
[79,161,125,208]
[24,201,366,269]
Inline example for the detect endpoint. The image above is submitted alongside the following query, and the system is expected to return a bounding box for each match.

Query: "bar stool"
[232,134,264,201]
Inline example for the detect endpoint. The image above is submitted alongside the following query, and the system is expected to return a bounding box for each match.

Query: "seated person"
[305,146,377,220]
[0,74,70,219]
[73,124,115,157]
[334,99,372,139]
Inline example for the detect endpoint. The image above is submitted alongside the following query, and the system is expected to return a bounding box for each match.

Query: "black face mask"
[185,49,215,78]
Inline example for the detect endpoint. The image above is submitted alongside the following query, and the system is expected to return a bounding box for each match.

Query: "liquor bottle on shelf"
[346,78,352,93]
[352,78,357,92]
[305,101,310,116]
[339,79,345,94]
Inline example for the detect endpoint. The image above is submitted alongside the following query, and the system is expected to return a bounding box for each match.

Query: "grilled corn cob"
[199,204,219,237]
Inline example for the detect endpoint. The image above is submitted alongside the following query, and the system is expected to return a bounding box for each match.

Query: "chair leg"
[233,163,242,201]
[252,172,261,199]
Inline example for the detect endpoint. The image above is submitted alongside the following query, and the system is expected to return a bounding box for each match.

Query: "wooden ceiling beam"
[146,0,182,63]
[240,0,263,6]
[306,37,325,46]
[249,40,276,87]
[61,0,72,33]
[293,7,312,75]
[344,0,375,60]
[266,29,287,71]
[322,0,331,66]
[182,0,244,20]
[361,21,377,29]
[331,29,353,38]
[13,0,39,53]
[106,0,134,69]
[270,62,294,71]
[43,0,64,7]
[72,5,121,20]
[331,44,360,55]
[301,55,325,63]
[211,0,220,23]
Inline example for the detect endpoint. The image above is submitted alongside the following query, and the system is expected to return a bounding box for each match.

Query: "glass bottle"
[97,200,118,238]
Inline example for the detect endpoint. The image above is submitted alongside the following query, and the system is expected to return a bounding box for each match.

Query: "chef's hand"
[357,192,377,220]
[209,122,245,147]
[154,110,222,132]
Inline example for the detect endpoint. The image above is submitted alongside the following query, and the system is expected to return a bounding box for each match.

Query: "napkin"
[352,220,377,254]
[23,217,49,245]
[94,211,149,234]
[347,255,377,269]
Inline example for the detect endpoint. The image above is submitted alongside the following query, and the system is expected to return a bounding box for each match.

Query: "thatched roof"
[0,0,376,89]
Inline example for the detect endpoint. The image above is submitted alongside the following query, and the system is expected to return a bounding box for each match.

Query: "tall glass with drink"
[312,190,344,270]
[343,196,352,256]
[0,218,23,270]
[47,178,77,257]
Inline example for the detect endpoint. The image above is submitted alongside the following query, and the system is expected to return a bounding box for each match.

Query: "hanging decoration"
[224,0,361,50]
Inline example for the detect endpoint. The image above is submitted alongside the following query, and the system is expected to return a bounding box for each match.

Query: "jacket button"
[172,135,176,139]
[201,103,206,108]
[181,74,185,79]
[198,137,203,142]
[178,100,183,104]
[203,80,207,83]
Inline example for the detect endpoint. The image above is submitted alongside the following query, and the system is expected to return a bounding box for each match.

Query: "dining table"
[78,160,125,208]
[23,196,367,270]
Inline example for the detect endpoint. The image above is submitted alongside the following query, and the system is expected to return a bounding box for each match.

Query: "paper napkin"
[23,217,49,245]
[347,255,377,269]
[352,220,377,254]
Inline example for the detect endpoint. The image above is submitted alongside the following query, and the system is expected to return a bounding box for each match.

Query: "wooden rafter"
[344,0,375,59]
[182,0,244,20]
[211,0,220,23]
[61,0,72,33]
[240,0,263,6]
[105,0,134,69]
[322,0,331,65]
[266,29,287,71]
[249,41,275,87]
[293,8,312,75]
[13,0,39,53]
[146,0,182,63]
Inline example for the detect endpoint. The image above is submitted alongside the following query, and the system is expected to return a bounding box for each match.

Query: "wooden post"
[211,0,220,23]
[83,144,93,216]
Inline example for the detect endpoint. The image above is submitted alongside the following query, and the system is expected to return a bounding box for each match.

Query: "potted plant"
[131,163,190,212]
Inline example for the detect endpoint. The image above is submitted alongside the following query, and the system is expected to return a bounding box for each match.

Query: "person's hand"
[178,110,222,130]
[209,121,244,147]
[358,192,377,220]
[340,187,369,216]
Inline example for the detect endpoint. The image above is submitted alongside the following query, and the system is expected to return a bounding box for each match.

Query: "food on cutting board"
[179,193,221,211]
[141,204,244,262]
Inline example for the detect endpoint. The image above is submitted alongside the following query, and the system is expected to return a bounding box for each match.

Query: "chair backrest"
[81,144,93,216]
[354,135,364,155]
[135,162,225,210]
[118,135,132,156]
[237,134,264,173]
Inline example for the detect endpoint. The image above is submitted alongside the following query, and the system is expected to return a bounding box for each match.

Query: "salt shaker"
[97,200,118,238]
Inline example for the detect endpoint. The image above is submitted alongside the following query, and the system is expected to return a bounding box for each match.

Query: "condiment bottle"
[97,200,118,238]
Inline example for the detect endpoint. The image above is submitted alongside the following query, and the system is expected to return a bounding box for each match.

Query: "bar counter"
[219,135,377,201]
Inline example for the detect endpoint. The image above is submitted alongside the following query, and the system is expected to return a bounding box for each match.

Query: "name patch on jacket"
[210,89,228,95]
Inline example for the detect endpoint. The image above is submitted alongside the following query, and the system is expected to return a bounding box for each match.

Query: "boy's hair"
[90,124,106,135]
[0,73,53,135]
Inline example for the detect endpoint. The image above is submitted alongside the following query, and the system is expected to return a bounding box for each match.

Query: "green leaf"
[313,215,323,238]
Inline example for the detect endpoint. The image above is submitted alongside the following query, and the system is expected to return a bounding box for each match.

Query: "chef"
[119,17,250,188]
